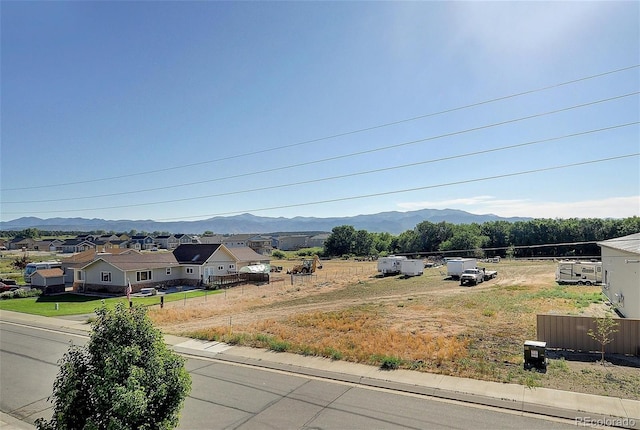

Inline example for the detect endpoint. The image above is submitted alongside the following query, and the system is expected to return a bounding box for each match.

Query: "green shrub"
[0,288,42,300]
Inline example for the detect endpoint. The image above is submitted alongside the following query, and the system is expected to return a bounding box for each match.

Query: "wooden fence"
[536,314,640,356]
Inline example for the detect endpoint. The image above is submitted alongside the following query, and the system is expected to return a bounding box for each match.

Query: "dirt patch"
[150,259,640,400]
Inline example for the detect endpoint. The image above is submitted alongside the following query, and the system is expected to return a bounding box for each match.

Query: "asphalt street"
[0,320,585,430]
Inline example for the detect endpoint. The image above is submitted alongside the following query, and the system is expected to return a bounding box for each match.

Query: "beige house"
[76,244,270,293]
[599,233,640,318]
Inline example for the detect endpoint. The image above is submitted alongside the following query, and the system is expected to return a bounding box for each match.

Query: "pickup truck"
[460,269,484,286]
[459,268,498,286]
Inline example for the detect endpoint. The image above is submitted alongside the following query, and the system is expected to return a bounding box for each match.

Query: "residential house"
[172,243,238,284]
[199,234,226,245]
[77,252,180,294]
[62,248,139,285]
[247,235,273,255]
[31,268,65,295]
[307,233,330,248]
[61,238,96,253]
[277,234,310,251]
[98,234,121,242]
[9,237,37,250]
[174,234,198,245]
[598,233,640,319]
[223,234,273,255]
[227,246,271,269]
[155,234,179,250]
[34,239,64,252]
[129,235,156,250]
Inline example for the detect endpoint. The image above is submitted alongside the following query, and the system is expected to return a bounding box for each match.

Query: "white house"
[77,252,180,294]
[172,243,239,284]
[598,233,640,318]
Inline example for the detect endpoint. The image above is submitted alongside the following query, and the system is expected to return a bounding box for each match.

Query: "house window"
[218,265,224,271]
[137,271,152,282]
[229,264,235,270]
[101,272,112,283]
[186,267,194,274]
[166,268,171,275]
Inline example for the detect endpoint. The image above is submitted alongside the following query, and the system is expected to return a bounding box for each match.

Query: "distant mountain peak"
[0,209,530,235]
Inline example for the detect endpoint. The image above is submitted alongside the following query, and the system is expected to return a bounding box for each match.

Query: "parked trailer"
[555,260,602,286]
[377,256,407,276]
[400,259,424,277]
[446,258,477,279]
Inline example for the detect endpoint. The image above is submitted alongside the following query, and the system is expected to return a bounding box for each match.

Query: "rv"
[400,259,424,277]
[555,260,603,286]
[24,261,62,284]
[446,258,477,279]
[377,256,407,276]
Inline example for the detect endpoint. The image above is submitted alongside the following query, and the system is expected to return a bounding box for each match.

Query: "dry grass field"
[150,258,640,400]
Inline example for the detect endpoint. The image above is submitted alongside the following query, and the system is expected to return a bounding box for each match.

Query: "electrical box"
[524,340,547,371]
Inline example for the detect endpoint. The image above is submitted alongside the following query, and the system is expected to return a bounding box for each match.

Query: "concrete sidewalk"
[2,310,639,429]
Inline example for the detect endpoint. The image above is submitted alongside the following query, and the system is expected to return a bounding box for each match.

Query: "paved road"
[0,321,581,429]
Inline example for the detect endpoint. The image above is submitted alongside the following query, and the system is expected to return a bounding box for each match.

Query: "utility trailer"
[400,259,424,277]
[377,256,407,276]
[446,258,477,279]
[555,260,602,286]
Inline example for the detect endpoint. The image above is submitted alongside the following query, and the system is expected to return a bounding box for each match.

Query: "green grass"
[0,290,217,317]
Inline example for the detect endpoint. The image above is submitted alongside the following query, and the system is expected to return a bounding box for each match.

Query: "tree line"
[322,217,640,259]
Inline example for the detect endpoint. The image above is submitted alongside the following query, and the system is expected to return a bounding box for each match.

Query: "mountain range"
[0,209,530,236]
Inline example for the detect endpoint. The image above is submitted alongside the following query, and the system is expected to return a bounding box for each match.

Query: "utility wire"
[5,121,638,205]
[6,153,637,216]
[3,65,638,192]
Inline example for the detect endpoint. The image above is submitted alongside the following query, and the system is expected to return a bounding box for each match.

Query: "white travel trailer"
[377,256,407,276]
[24,260,62,284]
[555,260,603,286]
[400,259,424,277]
[446,258,477,279]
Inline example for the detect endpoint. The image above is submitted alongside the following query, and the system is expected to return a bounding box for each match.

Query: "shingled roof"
[172,244,222,265]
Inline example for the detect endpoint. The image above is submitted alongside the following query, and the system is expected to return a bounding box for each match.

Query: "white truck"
[459,268,484,286]
[446,258,477,279]
[400,259,424,277]
[459,267,498,286]
[377,256,407,276]
[555,260,602,286]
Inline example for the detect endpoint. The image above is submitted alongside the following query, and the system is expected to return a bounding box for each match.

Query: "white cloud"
[398,195,640,219]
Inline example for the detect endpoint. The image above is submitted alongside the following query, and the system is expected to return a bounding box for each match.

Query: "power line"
[6,153,636,216]
[3,65,638,192]
[5,121,638,205]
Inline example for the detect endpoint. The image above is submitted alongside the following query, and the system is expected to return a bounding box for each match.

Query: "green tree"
[587,312,619,364]
[352,229,373,256]
[36,303,191,430]
[19,228,40,239]
[323,225,356,257]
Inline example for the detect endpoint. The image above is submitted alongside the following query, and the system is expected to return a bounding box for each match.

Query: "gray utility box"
[523,340,547,371]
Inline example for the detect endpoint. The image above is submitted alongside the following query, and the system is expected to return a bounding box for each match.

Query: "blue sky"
[1,1,638,224]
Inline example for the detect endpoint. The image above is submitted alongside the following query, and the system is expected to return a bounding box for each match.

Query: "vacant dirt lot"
[150,258,640,400]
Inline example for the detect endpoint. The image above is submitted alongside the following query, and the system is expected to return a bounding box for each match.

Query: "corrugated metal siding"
[537,314,640,356]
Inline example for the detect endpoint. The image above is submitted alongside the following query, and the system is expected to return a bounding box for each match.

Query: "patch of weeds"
[324,347,343,360]
[548,358,569,373]
[268,338,290,352]
[409,360,425,370]
[523,372,542,389]
[481,309,495,317]
[298,345,315,356]
[371,354,402,370]
[255,333,271,343]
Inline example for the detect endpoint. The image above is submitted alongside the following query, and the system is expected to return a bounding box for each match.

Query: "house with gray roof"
[598,232,640,318]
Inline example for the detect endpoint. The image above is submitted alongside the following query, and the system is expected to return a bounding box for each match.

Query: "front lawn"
[0,289,218,317]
